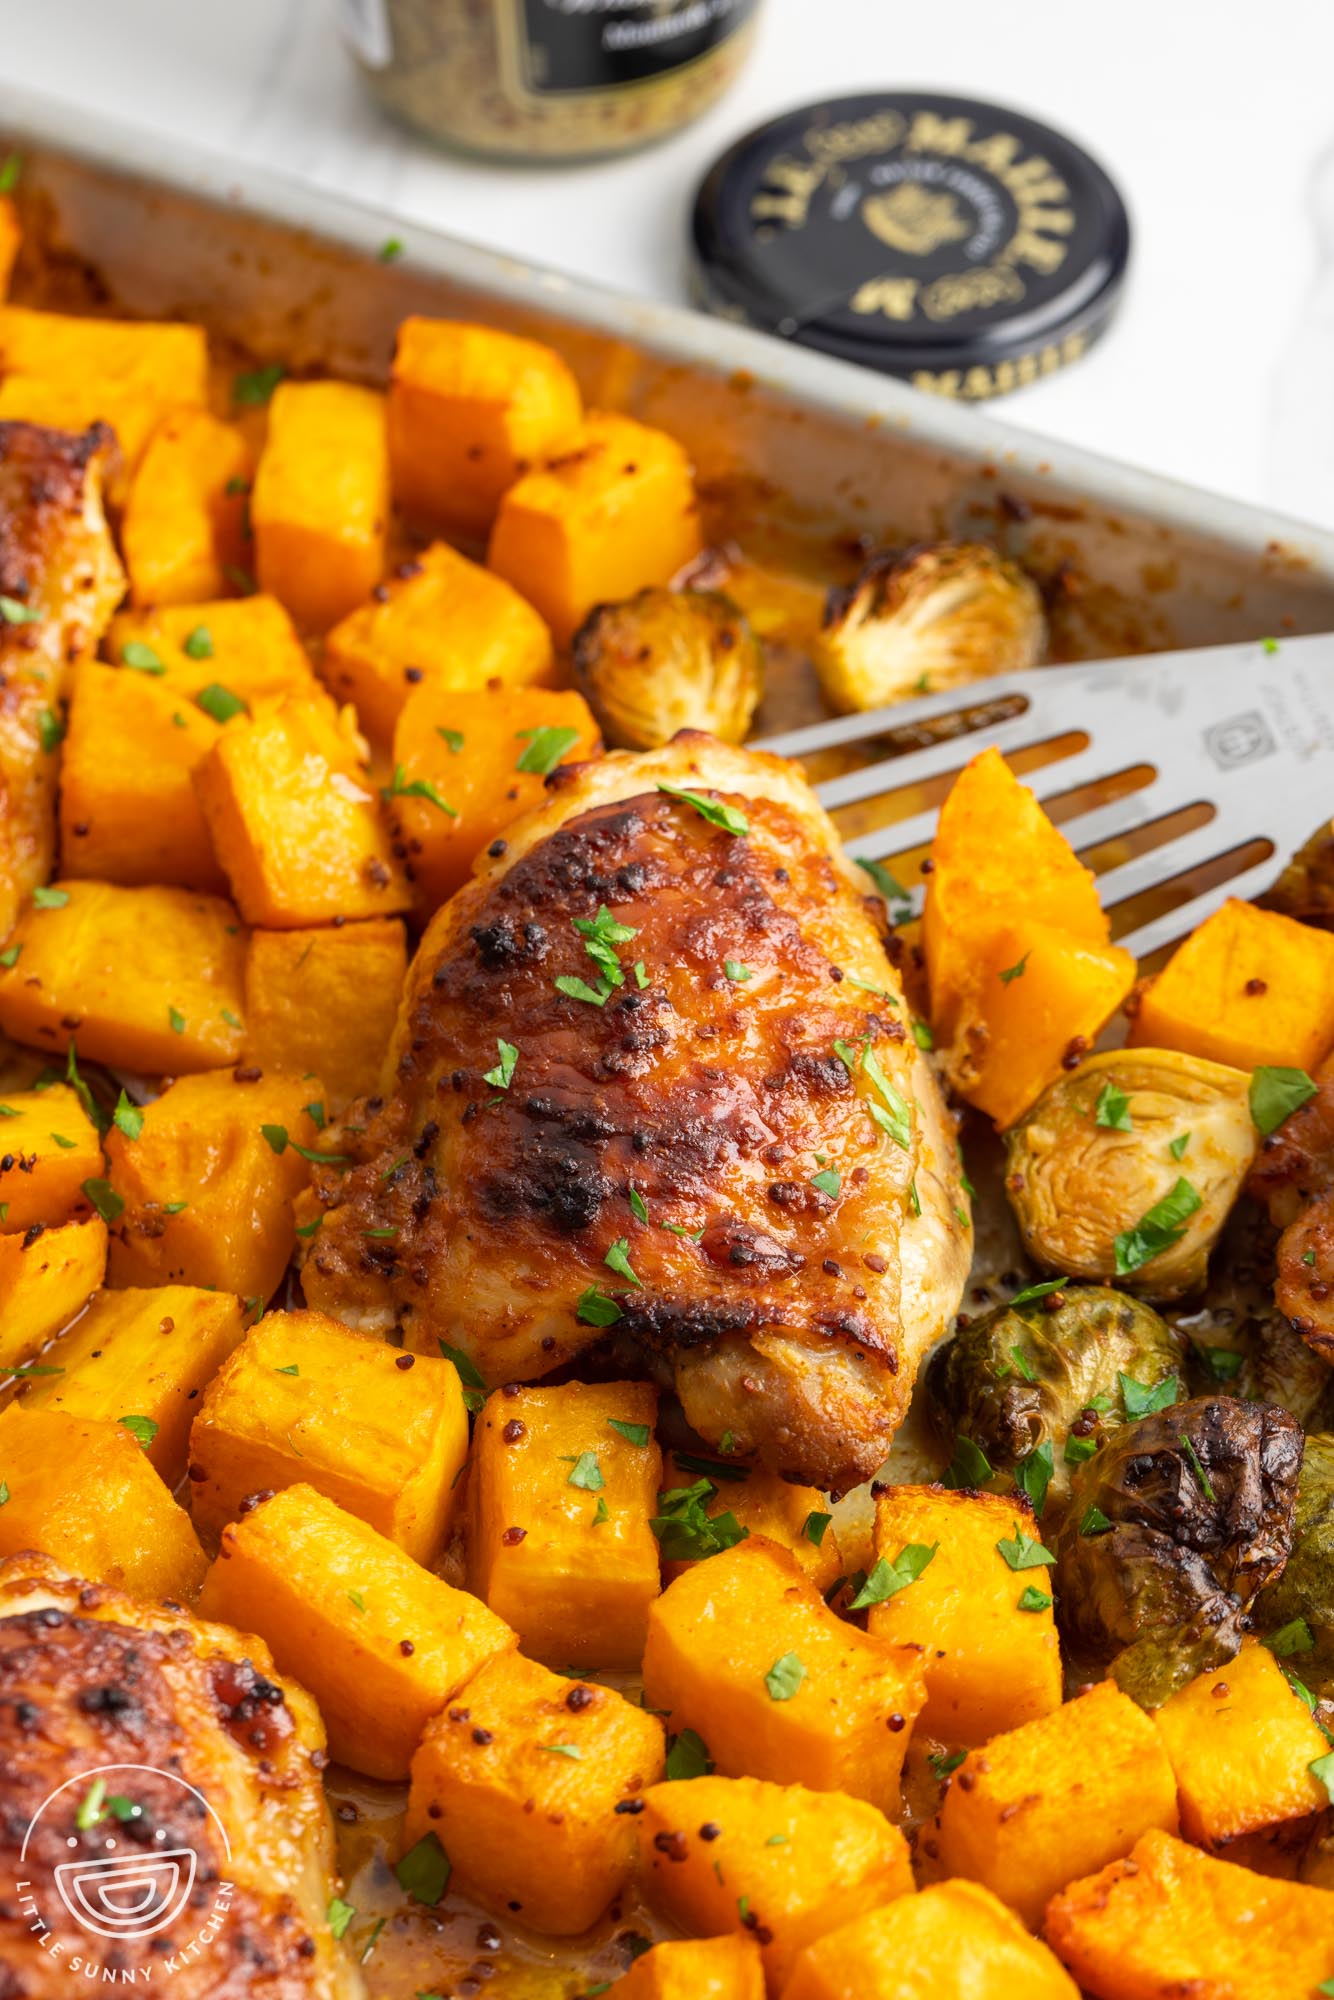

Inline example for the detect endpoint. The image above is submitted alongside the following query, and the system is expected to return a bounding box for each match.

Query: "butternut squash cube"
[388,317,582,542]
[21,1285,245,1487]
[866,1485,1061,1746]
[122,407,252,608]
[251,380,389,633]
[1151,1638,1330,1849]
[243,918,406,1108]
[488,411,704,646]
[0,880,246,1074]
[198,1482,515,1780]
[0,1406,206,1601]
[404,1648,664,1933]
[106,595,317,704]
[636,1775,913,1993]
[612,1937,764,2000]
[193,695,410,927]
[323,539,557,745]
[188,1308,469,1559]
[643,1538,925,1815]
[931,1680,1179,1928]
[389,682,599,911]
[0,196,19,299]
[1131,895,1334,1074]
[0,307,209,501]
[469,1380,661,1669]
[658,1463,842,1594]
[783,1880,1080,2000]
[104,1068,321,1302]
[0,1082,103,1233]
[1044,1827,1334,2000]
[0,1216,106,1373]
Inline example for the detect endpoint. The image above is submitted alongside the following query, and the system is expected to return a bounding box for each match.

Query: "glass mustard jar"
[341,0,765,164]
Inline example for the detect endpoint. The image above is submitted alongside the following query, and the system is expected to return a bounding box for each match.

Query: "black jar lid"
[690,90,1131,399]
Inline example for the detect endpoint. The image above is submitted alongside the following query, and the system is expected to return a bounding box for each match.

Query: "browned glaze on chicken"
[0,1555,360,2000]
[1247,1052,1334,1361]
[302,737,970,1492]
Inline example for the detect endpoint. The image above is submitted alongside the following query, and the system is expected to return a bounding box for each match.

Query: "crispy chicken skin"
[0,1554,360,2000]
[303,736,970,1492]
[1247,1051,1334,1361]
[0,422,124,939]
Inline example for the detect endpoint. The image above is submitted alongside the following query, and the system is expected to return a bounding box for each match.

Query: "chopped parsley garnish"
[1310,1749,1334,1805]
[183,624,213,660]
[436,726,465,753]
[36,707,64,753]
[1119,1371,1178,1419]
[1015,1440,1054,1517]
[657,783,749,837]
[1009,1278,1066,1308]
[555,974,611,1007]
[541,1742,582,1759]
[723,959,753,982]
[1017,1585,1052,1612]
[1064,1433,1098,1466]
[0,154,19,194]
[911,1019,934,1050]
[1250,1065,1318,1135]
[1179,1432,1216,1501]
[49,1131,76,1149]
[996,1522,1056,1571]
[603,1238,642,1287]
[764,1652,806,1702]
[275,1364,300,1377]
[118,1415,158,1449]
[326,1898,356,1940]
[82,1178,124,1224]
[383,764,457,816]
[629,1185,649,1225]
[0,944,19,968]
[259,1125,348,1166]
[834,1036,911,1150]
[1080,1504,1112,1536]
[168,1006,186,1035]
[32,885,69,909]
[233,362,285,405]
[0,594,39,625]
[76,1779,108,1830]
[803,1511,832,1547]
[295,1216,323,1238]
[1094,1081,1133,1130]
[1169,1131,1191,1160]
[575,1285,622,1326]
[1195,1343,1244,1383]
[1114,1178,1201,1275]
[515,725,580,775]
[650,1480,748,1562]
[998,952,1030,984]
[941,1434,992,1489]
[850,1541,937,1609]
[565,1451,604,1493]
[664,1728,712,1780]
[1266,1617,1315,1657]
[856,857,910,905]
[810,1168,841,1199]
[195,682,248,723]
[573,904,638,990]
[438,1340,486,1410]
[379,237,404,262]
[929,1749,966,1781]
[483,1038,518,1090]
[1009,1345,1037,1383]
[113,1091,144,1140]
[608,1418,650,1447]
[347,1591,366,1611]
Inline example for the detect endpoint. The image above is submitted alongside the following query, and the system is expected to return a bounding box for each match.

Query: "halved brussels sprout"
[571,587,763,750]
[1004,1049,1255,1301]
[1256,1431,1334,1700]
[1053,1395,1303,1706]
[926,1284,1183,1505]
[812,541,1046,714]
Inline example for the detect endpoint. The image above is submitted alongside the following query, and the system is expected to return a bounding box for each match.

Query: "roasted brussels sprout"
[812,541,1046,714]
[927,1284,1183,1505]
[571,587,763,750]
[1053,1395,1303,1706]
[1256,1432,1334,1699]
[1004,1049,1255,1301]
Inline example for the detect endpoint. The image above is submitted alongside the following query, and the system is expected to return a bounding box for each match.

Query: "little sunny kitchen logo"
[14,1764,233,1979]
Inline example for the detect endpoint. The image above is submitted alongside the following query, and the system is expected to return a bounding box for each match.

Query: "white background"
[2,0,1332,525]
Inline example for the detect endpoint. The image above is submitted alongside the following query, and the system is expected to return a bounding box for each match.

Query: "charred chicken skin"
[302,737,970,1492]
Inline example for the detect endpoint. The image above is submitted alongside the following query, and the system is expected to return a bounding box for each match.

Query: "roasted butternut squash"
[243,917,406,1108]
[251,380,389,632]
[198,1481,515,1780]
[388,317,582,541]
[636,1774,913,1994]
[488,410,704,646]
[0,1216,106,1374]
[0,1405,206,1601]
[1044,1827,1334,2000]
[403,1648,664,1933]
[1131,895,1334,1073]
[612,1938,764,2000]
[188,1308,469,1559]
[0,879,247,1074]
[22,1285,245,1488]
[930,1680,1179,1928]
[106,594,317,702]
[469,1380,662,1669]
[388,682,600,911]
[104,1068,321,1302]
[121,407,252,607]
[866,1484,1061,1745]
[0,1082,102,1233]
[783,1880,1080,2000]
[0,196,18,299]
[658,1463,842,1594]
[643,1537,926,1815]
[323,539,557,745]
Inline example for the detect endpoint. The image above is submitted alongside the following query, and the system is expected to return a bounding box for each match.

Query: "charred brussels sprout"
[1256,1431,1334,1699]
[1004,1049,1255,1301]
[571,587,763,750]
[812,541,1046,715]
[926,1284,1183,1505]
[1053,1395,1303,1707]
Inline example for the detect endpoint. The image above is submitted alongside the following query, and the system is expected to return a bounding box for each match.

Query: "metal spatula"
[759,633,1334,961]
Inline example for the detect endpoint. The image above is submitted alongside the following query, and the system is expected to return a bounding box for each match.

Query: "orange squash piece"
[388,317,582,542]
[199,1482,515,1780]
[658,1463,842,1594]
[643,1538,926,1815]
[122,407,252,607]
[1151,1638,1330,1849]
[612,1938,764,2000]
[0,1082,103,1234]
[0,1406,207,1602]
[251,380,389,632]
[1131,895,1334,1073]
[323,540,558,747]
[469,1380,662,1669]
[866,1485,1061,1745]
[637,1774,913,1994]
[104,1068,321,1302]
[488,410,704,646]
[931,1680,1179,1928]
[1044,1827,1334,2000]
[0,196,19,299]
[0,1216,106,1374]
[388,683,600,911]
[193,695,410,927]
[404,1648,664,1933]
[783,1880,1080,2000]
[0,879,246,1075]
[106,595,317,702]
[243,918,406,1108]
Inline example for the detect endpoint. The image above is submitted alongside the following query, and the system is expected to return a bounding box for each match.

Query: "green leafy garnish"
[515,725,580,775]
[1169,1131,1191,1160]
[850,1541,937,1609]
[803,1511,832,1547]
[82,1178,124,1224]
[941,1434,992,1489]
[1080,1504,1112,1536]
[565,1452,604,1492]
[383,764,457,816]
[608,1418,650,1447]
[657,783,748,837]
[603,1239,642,1289]
[1113,1178,1201,1275]
[929,1749,966,1781]
[1017,1585,1052,1612]
[0,595,39,625]
[764,1652,806,1701]
[233,362,285,405]
[1015,1440,1054,1517]
[183,624,213,660]
[857,857,910,905]
[664,1728,712,1781]
[0,944,20,968]
[996,1521,1056,1571]
[1250,1065,1318,1135]
[36,707,64,753]
[723,959,753,982]
[76,1779,108,1830]
[118,1415,159,1449]
[483,1038,518,1090]
[195,682,248,723]
[575,1285,623,1326]
[1008,1278,1066,1308]
[541,1742,582,1759]
[112,1091,144,1140]
[1094,1081,1133,1131]
[629,1185,649,1225]
[1119,1371,1179,1419]
[1179,1432,1216,1501]
[32,885,69,909]
[326,1898,356,1940]
[650,1480,748,1562]
[1310,1750,1334,1805]
[1266,1617,1315,1657]
[911,1019,934,1050]
[998,952,1030,984]
[379,237,404,262]
[1009,1345,1037,1383]
[810,1168,841,1199]
[0,154,20,194]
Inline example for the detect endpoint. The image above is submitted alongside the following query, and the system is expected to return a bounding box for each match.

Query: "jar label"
[514,0,759,95]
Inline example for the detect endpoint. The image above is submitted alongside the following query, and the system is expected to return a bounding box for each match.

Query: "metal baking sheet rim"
[4,76,1334,581]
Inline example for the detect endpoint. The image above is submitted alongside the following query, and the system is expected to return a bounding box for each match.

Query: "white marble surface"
[3,0,1333,527]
